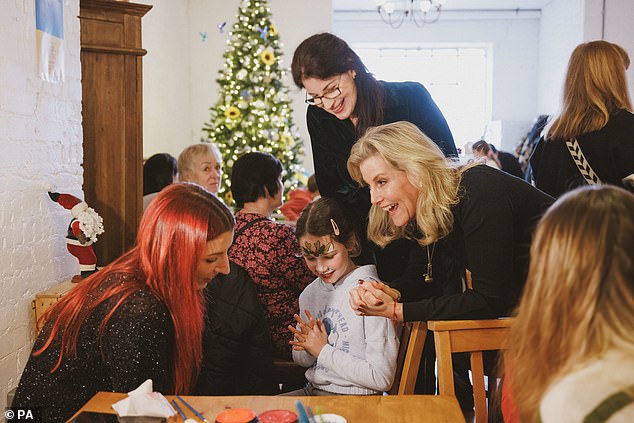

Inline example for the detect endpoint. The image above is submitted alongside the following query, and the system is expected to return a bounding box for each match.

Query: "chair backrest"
[428,318,513,423]
[388,321,427,395]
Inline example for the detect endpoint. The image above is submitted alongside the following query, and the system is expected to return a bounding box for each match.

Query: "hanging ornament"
[257,25,268,40]
[240,89,252,100]
[217,21,227,33]
[199,31,208,42]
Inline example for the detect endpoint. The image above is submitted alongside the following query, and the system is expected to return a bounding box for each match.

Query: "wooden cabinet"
[79,0,152,265]
[32,280,75,334]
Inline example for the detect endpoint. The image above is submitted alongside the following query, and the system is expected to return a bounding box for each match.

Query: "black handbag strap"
[565,138,602,185]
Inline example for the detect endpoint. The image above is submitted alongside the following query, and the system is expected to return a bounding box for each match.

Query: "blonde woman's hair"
[547,40,632,141]
[177,143,222,181]
[505,185,634,422]
[347,121,470,247]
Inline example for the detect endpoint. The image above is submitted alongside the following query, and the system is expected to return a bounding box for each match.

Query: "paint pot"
[215,408,258,423]
[258,409,298,423]
[314,414,347,423]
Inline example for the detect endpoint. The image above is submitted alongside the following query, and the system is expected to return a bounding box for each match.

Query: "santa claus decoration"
[48,192,105,281]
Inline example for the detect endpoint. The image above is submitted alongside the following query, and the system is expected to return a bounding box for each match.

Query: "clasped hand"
[288,310,328,358]
[348,279,398,318]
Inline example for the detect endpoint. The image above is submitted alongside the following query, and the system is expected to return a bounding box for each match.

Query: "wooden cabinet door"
[80,0,152,265]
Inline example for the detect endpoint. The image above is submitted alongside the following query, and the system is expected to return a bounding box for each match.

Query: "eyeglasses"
[305,79,342,106]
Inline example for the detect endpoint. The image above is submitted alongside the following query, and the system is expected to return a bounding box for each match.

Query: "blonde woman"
[347,121,552,324]
[530,40,634,197]
[178,143,223,195]
[292,32,457,286]
[504,186,634,422]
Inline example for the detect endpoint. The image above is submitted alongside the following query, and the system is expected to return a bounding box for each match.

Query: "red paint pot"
[258,409,298,423]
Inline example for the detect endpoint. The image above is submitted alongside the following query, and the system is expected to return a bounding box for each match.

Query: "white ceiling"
[333,0,552,12]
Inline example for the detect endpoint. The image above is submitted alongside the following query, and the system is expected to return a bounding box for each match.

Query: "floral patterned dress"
[229,212,314,359]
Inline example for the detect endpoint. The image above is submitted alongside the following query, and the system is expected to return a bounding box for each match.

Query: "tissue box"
[32,279,75,334]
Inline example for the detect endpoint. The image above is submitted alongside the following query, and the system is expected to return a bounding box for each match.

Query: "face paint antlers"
[301,218,340,256]
[301,239,335,257]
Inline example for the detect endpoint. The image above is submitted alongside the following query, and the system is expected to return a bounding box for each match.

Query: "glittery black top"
[12,274,175,423]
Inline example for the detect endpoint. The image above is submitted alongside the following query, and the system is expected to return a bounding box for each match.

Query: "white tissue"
[111,379,176,418]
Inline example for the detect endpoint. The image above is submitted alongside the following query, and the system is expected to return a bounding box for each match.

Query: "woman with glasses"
[291,32,457,297]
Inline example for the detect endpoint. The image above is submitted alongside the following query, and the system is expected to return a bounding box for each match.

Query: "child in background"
[286,197,398,395]
[178,143,223,195]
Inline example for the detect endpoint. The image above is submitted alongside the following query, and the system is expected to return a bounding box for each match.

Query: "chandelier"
[376,0,445,28]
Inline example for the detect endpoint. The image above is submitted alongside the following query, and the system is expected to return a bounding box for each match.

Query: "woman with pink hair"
[13,183,234,422]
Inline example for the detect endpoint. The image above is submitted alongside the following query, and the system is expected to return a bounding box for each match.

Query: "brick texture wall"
[0,0,83,412]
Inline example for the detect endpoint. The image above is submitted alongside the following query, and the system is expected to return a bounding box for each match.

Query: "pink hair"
[35,183,234,394]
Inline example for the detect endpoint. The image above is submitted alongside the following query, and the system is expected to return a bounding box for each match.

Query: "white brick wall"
[0,0,83,412]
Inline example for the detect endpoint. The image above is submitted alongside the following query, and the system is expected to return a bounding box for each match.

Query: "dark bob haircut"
[231,152,283,208]
[143,153,178,196]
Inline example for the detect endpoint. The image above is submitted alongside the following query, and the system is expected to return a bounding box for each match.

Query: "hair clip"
[330,218,340,236]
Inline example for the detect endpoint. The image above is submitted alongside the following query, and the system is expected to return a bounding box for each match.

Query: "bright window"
[353,45,493,151]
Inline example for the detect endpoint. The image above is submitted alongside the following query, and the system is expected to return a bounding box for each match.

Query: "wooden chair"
[428,318,513,423]
[388,321,427,394]
[278,321,428,395]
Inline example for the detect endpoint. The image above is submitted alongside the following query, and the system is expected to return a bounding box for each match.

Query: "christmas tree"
[202,0,305,205]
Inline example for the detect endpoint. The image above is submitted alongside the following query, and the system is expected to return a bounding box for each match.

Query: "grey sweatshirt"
[292,265,399,395]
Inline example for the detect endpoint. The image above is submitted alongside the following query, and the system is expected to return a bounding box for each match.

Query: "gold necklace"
[424,242,436,283]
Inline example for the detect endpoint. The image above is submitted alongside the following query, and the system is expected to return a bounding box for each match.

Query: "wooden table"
[73,392,465,422]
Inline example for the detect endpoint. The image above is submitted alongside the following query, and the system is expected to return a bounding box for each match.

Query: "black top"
[497,151,524,179]
[13,276,174,423]
[306,81,457,282]
[195,262,278,395]
[530,109,634,198]
[403,165,554,322]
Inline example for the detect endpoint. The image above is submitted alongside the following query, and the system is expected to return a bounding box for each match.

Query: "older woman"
[178,143,223,195]
[229,152,314,360]
[347,121,553,323]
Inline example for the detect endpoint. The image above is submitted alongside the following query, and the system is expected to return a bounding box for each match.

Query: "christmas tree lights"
[202,0,304,205]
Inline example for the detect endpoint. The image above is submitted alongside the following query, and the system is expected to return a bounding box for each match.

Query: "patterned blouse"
[229,212,314,360]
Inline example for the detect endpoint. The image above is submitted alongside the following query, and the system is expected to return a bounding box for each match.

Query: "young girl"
[286,197,399,395]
